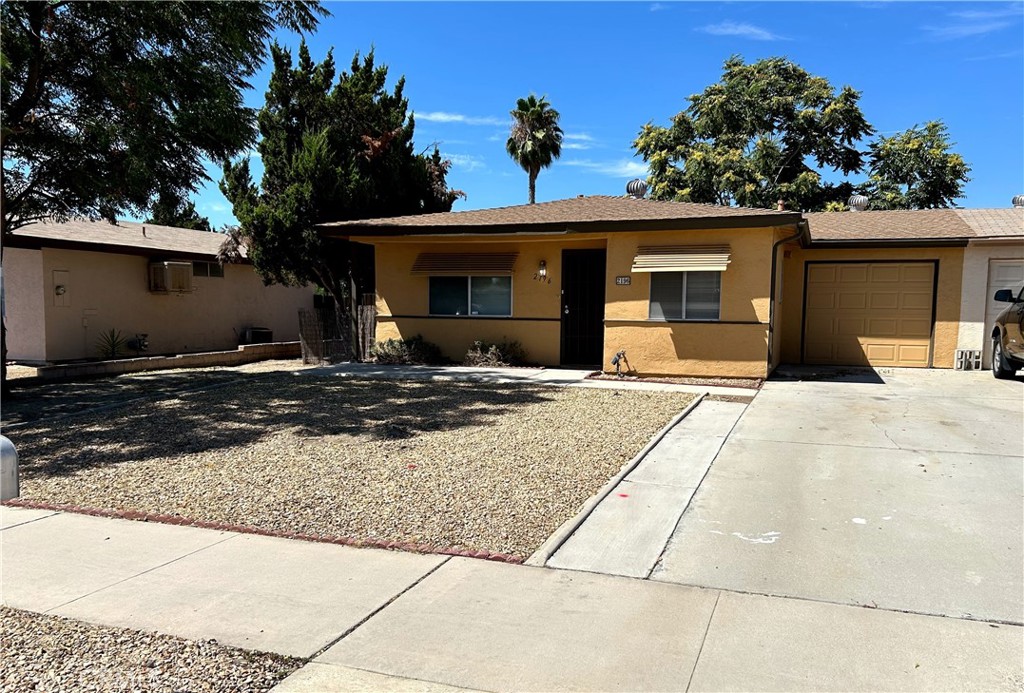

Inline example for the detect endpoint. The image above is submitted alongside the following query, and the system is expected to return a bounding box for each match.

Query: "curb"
[524,392,707,567]
[0,499,524,564]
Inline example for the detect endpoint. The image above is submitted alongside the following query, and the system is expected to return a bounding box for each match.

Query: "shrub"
[95,328,127,360]
[370,335,445,365]
[463,340,528,367]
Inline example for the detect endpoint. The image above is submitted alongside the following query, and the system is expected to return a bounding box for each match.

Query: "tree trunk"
[1,214,8,398]
[528,170,537,204]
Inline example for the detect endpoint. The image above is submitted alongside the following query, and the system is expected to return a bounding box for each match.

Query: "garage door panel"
[900,292,933,310]
[869,265,901,282]
[870,292,899,309]
[902,265,935,283]
[804,262,934,368]
[807,292,836,310]
[838,265,869,282]
[808,265,837,283]
[867,319,898,337]
[900,319,932,338]
[897,344,930,366]
[838,292,866,309]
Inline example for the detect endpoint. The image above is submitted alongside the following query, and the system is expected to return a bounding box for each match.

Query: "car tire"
[992,336,1016,379]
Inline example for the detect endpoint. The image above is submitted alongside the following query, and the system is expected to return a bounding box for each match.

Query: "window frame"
[428,275,513,317]
[648,271,722,322]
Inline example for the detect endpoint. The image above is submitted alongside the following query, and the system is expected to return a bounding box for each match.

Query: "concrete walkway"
[544,400,748,578]
[2,506,1021,691]
[301,362,755,397]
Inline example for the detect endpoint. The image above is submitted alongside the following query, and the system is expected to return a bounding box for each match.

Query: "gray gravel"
[10,375,694,558]
[0,606,301,692]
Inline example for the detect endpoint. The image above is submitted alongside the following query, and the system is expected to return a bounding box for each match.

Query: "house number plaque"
[615,276,631,286]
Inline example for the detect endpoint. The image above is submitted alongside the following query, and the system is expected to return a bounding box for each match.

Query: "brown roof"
[321,195,800,235]
[8,219,235,258]
[806,208,1023,242]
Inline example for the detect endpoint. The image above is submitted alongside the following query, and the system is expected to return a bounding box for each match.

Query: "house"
[322,193,1023,378]
[4,219,314,363]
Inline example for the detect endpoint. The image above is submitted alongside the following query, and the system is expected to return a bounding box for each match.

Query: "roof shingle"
[805,208,1023,242]
[321,195,798,231]
[9,219,233,258]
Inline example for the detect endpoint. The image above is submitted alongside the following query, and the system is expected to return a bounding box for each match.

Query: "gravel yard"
[0,606,301,692]
[8,374,694,558]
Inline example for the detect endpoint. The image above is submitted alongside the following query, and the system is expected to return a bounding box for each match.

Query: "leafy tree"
[220,43,464,329]
[506,95,564,204]
[145,192,212,232]
[633,56,873,211]
[863,121,970,209]
[0,0,325,393]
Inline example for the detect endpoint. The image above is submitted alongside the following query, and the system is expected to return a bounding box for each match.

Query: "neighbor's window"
[192,261,224,278]
[429,276,512,316]
[649,272,721,320]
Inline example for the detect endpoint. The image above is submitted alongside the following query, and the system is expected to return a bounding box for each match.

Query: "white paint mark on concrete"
[731,531,781,544]
[965,571,983,585]
[882,516,892,521]
[852,518,867,525]
[708,530,725,535]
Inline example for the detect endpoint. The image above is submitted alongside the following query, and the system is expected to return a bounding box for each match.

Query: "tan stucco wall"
[4,247,47,362]
[957,242,1024,367]
[369,226,780,377]
[779,246,965,368]
[39,248,313,361]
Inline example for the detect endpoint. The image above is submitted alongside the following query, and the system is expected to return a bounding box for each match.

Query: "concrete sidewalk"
[2,507,1021,692]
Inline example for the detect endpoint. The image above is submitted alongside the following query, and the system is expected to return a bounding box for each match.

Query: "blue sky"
[192,1,1024,228]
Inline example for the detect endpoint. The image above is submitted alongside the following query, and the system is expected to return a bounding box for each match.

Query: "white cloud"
[416,111,506,126]
[922,21,1014,40]
[563,143,591,151]
[964,49,1024,61]
[446,154,486,172]
[698,21,788,41]
[949,6,1023,20]
[564,132,595,142]
[650,3,668,12]
[562,159,648,178]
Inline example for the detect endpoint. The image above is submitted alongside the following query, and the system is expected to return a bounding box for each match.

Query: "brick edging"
[2,498,524,564]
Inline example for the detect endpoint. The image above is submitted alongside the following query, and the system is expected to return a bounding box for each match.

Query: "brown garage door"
[803,262,935,367]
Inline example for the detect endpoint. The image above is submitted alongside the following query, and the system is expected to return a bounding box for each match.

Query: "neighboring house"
[4,219,314,363]
[322,194,1023,378]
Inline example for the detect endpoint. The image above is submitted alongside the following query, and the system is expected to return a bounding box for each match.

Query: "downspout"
[766,220,809,373]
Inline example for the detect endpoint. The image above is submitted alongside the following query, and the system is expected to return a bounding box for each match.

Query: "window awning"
[631,245,731,273]
[411,252,518,275]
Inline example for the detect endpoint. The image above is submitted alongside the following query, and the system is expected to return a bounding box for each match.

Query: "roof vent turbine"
[626,178,648,199]
[849,194,869,212]
[1012,195,1024,208]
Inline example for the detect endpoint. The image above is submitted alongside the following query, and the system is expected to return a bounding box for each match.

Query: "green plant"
[463,340,528,367]
[95,329,128,360]
[370,335,445,365]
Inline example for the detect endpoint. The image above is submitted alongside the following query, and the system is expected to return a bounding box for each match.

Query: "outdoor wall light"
[54,284,67,296]
[537,260,547,279]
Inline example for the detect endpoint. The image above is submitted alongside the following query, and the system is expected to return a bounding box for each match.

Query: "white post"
[0,435,19,501]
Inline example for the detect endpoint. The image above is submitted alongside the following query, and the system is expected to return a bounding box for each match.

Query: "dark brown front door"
[560,249,606,366]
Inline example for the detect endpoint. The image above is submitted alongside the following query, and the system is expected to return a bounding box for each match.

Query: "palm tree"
[506,94,563,204]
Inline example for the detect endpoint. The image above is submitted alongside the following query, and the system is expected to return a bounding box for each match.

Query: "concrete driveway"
[652,367,1024,625]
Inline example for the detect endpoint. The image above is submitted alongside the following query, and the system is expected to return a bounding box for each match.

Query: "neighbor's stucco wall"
[779,246,965,368]
[371,226,779,377]
[957,242,1024,367]
[4,247,47,362]
[39,248,313,361]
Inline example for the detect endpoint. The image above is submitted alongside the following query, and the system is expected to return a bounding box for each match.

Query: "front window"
[429,276,512,316]
[649,271,721,320]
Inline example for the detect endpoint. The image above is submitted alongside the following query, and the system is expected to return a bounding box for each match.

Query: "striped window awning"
[411,252,519,275]
[631,245,731,273]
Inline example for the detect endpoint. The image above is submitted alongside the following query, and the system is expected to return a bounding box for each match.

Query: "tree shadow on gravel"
[8,374,556,480]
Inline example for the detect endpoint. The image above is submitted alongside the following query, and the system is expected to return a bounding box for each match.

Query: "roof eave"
[808,237,970,248]
[320,213,802,239]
